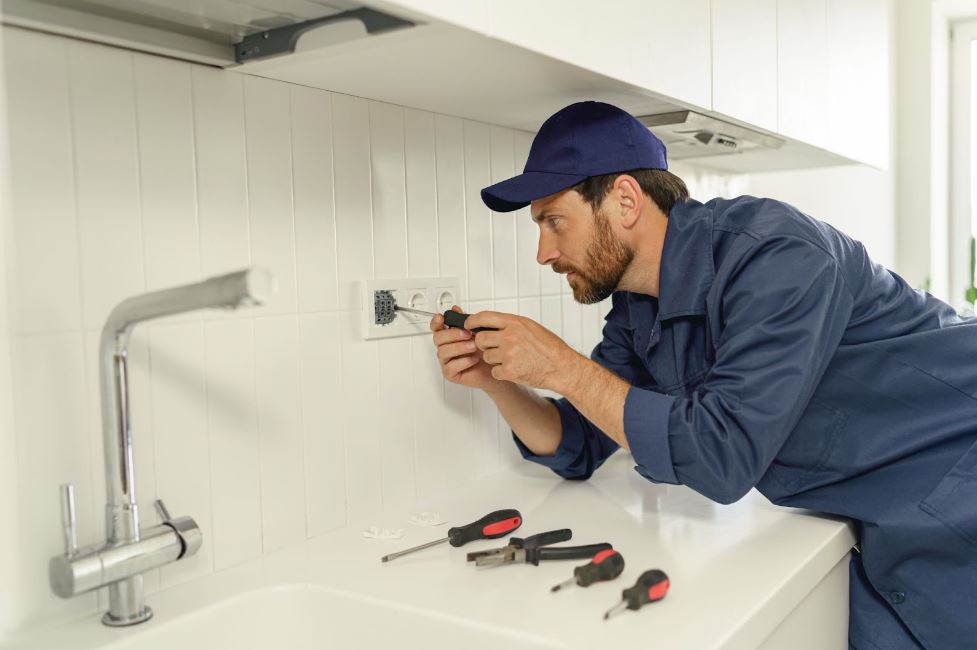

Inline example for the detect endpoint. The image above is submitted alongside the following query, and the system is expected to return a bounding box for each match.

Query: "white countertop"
[7,453,856,650]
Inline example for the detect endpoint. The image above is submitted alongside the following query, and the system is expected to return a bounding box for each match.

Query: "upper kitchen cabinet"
[483,0,712,111]
[826,0,890,169]
[777,0,829,149]
[711,0,779,134]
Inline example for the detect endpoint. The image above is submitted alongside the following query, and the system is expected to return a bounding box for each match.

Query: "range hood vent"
[637,110,785,159]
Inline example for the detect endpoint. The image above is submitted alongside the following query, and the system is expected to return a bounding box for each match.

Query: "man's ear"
[613,175,642,229]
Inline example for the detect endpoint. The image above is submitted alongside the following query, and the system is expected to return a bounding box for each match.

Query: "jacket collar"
[626,198,715,326]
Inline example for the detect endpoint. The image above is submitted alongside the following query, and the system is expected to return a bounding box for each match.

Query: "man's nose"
[536,233,559,267]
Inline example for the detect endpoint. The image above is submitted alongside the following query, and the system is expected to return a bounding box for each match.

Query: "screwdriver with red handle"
[381,509,522,562]
[603,569,670,620]
[551,549,625,592]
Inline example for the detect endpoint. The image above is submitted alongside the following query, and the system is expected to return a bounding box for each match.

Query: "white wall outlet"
[359,277,461,340]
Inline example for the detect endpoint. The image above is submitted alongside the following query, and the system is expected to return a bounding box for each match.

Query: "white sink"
[100,584,564,650]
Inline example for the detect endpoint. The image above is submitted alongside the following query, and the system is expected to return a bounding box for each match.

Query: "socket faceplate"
[359,277,460,340]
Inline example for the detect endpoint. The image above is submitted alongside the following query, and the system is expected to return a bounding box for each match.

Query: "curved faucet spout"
[96,267,276,625]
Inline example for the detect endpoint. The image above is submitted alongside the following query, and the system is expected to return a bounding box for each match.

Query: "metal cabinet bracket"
[234,8,416,64]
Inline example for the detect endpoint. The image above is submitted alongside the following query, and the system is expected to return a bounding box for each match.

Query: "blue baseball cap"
[480,101,668,213]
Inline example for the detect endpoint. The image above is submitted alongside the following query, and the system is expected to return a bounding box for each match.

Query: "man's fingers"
[437,340,478,364]
[432,326,471,347]
[482,349,502,365]
[444,354,479,377]
[464,310,513,331]
[473,331,500,350]
[429,313,444,332]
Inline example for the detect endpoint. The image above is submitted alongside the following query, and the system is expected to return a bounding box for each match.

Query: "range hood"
[637,110,785,159]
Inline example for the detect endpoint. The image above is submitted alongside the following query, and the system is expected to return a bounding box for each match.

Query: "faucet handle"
[59,484,78,557]
[153,499,172,523]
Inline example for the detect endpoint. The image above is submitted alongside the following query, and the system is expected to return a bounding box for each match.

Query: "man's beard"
[554,210,634,304]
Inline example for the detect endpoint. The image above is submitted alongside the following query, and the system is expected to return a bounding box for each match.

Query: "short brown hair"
[572,169,689,216]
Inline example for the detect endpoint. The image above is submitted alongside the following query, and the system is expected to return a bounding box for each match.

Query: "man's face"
[531,189,634,304]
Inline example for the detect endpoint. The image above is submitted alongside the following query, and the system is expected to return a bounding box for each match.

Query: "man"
[430,101,976,649]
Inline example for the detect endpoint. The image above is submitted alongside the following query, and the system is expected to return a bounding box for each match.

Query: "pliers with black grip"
[466,528,612,567]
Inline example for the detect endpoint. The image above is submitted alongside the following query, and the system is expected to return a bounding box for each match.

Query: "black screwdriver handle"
[528,542,612,566]
[509,528,572,550]
[442,310,498,334]
[576,549,625,586]
[623,569,670,609]
[447,509,522,547]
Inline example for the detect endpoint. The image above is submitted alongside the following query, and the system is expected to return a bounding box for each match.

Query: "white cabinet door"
[486,0,712,110]
[777,0,828,148]
[826,0,890,168]
[712,0,778,133]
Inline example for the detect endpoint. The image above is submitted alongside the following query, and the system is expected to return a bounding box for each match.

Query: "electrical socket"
[358,277,461,340]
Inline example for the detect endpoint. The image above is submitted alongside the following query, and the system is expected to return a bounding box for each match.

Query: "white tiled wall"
[0,26,616,636]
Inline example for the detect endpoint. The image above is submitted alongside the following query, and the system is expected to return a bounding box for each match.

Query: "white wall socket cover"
[358,277,461,340]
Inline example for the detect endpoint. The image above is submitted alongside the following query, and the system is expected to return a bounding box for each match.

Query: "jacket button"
[890,591,906,604]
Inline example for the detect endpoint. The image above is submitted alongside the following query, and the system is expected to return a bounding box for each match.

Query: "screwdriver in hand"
[381,509,522,563]
[603,569,670,620]
[395,306,498,333]
[551,549,625,592]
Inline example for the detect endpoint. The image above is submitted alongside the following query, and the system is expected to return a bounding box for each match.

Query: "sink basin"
[100,584,564,650]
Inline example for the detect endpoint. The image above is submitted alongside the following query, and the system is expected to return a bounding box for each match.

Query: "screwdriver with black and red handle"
[381,509,522,562]
[551,549,625,592]
[395,306,498,333]
[603,569,670,620]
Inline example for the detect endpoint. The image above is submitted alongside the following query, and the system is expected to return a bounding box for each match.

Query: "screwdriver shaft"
[604,601,627,620]
[381,536,447,562]
[551,577,576,592]
[394,305,436,317]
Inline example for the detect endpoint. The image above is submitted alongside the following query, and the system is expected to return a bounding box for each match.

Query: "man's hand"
[430,305,501,390]
[463,310,584,392]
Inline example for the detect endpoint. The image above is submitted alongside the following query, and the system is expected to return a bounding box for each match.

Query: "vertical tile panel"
[339,312,381,520]
[411,333,446,500]
[517,297,541,322]
[133,54,199,293]
[68,41,145,330]
[243,76,297,315]
[369,101,408,280]
[581,302,603,355]
[4,29,82,333]
[205,319,262,569]
[13,333,96,626]
[463,121,492,301]
[489,127,516,300]
[332,93,374,311]
[435,115,466,297]
[191,67,251,282]
[377,336,416,508]
[290,86,338,312]
[253,316,306,552]
[561,293,583,353]
[298,313,347,537]
[513,130,540,301]
[540,295,562,339]
[150,322,213,588]
[404,108,439,278]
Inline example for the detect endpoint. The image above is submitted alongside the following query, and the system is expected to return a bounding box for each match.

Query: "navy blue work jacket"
[515,196,977,650]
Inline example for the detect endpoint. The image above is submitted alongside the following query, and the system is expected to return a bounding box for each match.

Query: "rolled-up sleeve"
[631,236,854,503]
[514,293,651,480]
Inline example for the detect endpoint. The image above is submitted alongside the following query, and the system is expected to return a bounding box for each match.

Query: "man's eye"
[547,217,561,228]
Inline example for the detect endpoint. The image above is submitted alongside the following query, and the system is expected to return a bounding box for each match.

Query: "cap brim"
[480,171,587,213]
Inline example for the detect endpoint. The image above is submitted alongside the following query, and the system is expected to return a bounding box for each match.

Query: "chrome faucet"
[50,268,277,626]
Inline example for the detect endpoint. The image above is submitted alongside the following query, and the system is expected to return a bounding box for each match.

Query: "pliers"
[466,528,612,567]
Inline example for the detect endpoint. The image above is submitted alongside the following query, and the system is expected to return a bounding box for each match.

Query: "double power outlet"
[358,277,460,340]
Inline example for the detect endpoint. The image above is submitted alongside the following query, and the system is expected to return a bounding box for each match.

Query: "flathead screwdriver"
[381,509,522,563]
[551,549,625,592]
[394,306,498,333]
[603,569,670,620]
